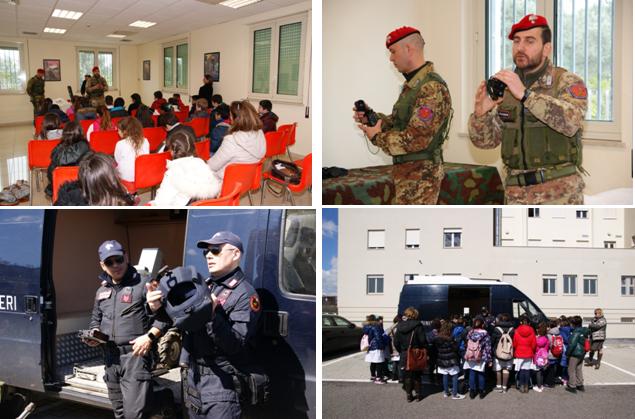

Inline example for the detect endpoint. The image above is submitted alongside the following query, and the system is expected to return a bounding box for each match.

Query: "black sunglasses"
[203,247,232,256]
[104,255,125,267]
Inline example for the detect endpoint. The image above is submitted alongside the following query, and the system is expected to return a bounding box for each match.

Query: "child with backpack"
[462,318,491,399]
[363,314,388,384]
[533,322,550,392]
[433,321,466,400]
[559,316,573,386]
[512,315,536,393]
[565,315,590,393]
[545,320,563,387]
[491,313,515,393]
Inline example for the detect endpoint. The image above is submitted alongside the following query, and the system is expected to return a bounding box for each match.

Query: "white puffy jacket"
[151,156,221,206]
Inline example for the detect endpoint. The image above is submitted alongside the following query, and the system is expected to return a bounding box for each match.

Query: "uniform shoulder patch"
[567,82,588,99]
[416,105,434,123]
[249,295,261,312]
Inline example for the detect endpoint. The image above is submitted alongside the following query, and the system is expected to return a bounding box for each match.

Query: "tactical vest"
[498,67,582,170]
[391,71,452,165]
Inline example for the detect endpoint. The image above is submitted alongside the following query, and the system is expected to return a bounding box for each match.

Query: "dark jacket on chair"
[45,140,90,197]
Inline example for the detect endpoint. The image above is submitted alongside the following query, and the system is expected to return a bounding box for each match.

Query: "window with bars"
[367,275,384,294]
[78,48,115,88]
[163,40,188,90]
[583,275,597,295]
[0,43,25,92]
[487,0,616,122]
[250,13,307,102]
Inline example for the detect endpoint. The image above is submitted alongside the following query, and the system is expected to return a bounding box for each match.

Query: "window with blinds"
[176,44,188,89]
[367,230,385,249]
[164,47,173,88]
[78,48,116,88]
[249,13,307,102]
[405,229,420,249]
[0,44,25,92]
[253,28,272,94]
[163,41,188,91]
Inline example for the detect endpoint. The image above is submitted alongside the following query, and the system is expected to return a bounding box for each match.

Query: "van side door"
[0,210,49,391]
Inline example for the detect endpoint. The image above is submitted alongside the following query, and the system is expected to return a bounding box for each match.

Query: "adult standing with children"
[393,307,427,402]
[586,308,607,369]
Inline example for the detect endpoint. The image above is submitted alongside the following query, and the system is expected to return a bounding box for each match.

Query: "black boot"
[413,379,423,401]
[479,390,486,399]
[469,389,477,399]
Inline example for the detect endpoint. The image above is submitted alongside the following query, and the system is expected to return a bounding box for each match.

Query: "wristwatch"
[520,89,531,104]
[147,332,157,342]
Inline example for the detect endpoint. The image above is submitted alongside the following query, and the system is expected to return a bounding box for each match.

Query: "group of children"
[362,308,607,401]
[31,91,285,206]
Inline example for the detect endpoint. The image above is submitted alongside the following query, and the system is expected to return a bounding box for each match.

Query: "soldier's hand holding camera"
[474,80,504,117]
[492,70,525,100]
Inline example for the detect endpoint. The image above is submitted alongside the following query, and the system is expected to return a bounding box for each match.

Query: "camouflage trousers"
[392,160,444,205]
[505,173,585,205]
[31,96,44,116]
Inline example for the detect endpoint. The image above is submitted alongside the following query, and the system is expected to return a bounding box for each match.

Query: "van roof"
[404,276,509,286]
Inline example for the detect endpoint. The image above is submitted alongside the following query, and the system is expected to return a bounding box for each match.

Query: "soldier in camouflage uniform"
[86,66,109,107]
[355,26,453,205]
[26,68,46,116]
[469,14,588,205]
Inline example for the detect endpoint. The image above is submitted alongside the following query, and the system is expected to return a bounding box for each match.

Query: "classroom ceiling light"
[220,0,262,9]
[52,9,83,20]
[43,27,66,34]
[129,20,156,28]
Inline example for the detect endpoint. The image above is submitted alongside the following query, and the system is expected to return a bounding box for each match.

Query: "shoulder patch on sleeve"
[567,82,588,99]
[416,105,434,123]
[249,295,261,312]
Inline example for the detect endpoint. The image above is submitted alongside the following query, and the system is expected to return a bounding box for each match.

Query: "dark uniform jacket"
[90,265,168,345]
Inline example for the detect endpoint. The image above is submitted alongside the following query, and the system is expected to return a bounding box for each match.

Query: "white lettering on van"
[0,295,17,311]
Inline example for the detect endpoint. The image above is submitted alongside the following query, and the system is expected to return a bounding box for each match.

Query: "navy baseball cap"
[196,231,243,252]
[98,240,124,261]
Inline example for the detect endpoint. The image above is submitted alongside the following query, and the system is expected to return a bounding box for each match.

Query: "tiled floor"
[0,123,310,207]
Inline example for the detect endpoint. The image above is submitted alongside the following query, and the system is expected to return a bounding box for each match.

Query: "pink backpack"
[465,334,482,362]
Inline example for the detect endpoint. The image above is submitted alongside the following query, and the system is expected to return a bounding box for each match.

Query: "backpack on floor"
[550,335,564,357]
[495,327,514,361]
[465,334,483,362]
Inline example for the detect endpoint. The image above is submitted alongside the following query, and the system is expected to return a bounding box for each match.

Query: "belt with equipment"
[393,149,442,165]
[505,164,577,187]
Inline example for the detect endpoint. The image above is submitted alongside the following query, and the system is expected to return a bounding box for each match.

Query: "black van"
[0,209,315,418]
[398,276,548,325]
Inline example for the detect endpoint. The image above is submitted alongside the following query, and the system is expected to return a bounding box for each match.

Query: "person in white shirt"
[114,117,149,183]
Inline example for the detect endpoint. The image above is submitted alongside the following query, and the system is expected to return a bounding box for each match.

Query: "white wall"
[136,1,312,156]
[323,0,633,196]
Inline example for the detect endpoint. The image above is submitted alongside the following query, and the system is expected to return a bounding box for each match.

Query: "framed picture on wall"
[143,60,151,80]
[204,52,220,82]
[43,59,61,81]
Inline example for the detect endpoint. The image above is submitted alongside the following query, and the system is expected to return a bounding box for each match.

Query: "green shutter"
[277,22,302,96]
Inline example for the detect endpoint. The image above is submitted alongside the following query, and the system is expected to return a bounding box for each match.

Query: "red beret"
[36,68,45,74]
[386,26,421,48]
[92,66,100,72]
[508,14,549,39]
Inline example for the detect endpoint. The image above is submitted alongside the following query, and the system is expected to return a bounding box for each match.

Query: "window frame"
[367,230,385,250]
[583,274,598,296]
[542,274,557,295]
[563,273,577,295]
[405,228,420,249]
[248,12,308,104]
[162,39,189,93]
[576,210,589,219]
[621,276,635,297]
[528,208,540,218]
[443,228,462,249]
[76,47,117,90]
[0,41,27,94]
[366,274,384,295]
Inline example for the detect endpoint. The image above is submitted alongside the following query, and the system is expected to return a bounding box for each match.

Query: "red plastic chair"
[121,151,171,198]
[111,117,124,127]
[264,131,287,159]
[175,110,188,122]
[27,139,62,205]
[79,119,94,135]
[90,131,121,155]
[184,118,209,138]
[143,127,167,152]
[261,153,311,206]
[220,160,264,206]
[189,182,242,206]
[131,109,138,117]
[52,166,80,203]
[34,115,45,136]
[195,139,210,161]
[278,123,297,160]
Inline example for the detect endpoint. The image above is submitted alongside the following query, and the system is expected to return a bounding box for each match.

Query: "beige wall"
[323,0,633,195]
[337,208,635,338]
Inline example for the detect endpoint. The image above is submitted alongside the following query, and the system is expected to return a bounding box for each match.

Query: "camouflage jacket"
[86,75,109,98]
[26,76,45,98]
[371,62,452,160]
[468,59,587,156]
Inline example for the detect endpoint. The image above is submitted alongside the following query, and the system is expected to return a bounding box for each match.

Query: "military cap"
[385,26,421,48]
[36,68,45,74]
[92,66,100,72]
[508,14,549,39]
[197,231,244,253]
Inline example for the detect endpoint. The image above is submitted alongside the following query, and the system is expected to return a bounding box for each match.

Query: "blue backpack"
[452,326,466,353]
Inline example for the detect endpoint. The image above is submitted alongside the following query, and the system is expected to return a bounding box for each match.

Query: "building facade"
[337,208,635,338]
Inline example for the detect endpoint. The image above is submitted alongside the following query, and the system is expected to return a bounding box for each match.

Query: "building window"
[555,0,615,121]
[621,276,635,296]
[367,275,384,294]
[163,40,188,90]
[78,48,115,89]
[367,230,385,249]
[542,274,556,295]
[443,229,462,248]
[0,42,26,92]
[583,275,597,295]
[604,241,615,248]
[250,13,308,102]
[576,210,589,219]
[563,274,577,295]
[528,208,540,218]
[405,229,420,249]
[404,274,420,282]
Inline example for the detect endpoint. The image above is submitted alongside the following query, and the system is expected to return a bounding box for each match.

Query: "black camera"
[486,77,507,100]
[354,100,379,127]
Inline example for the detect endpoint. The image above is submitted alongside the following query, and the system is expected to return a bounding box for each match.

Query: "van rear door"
[0,210,53,391]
